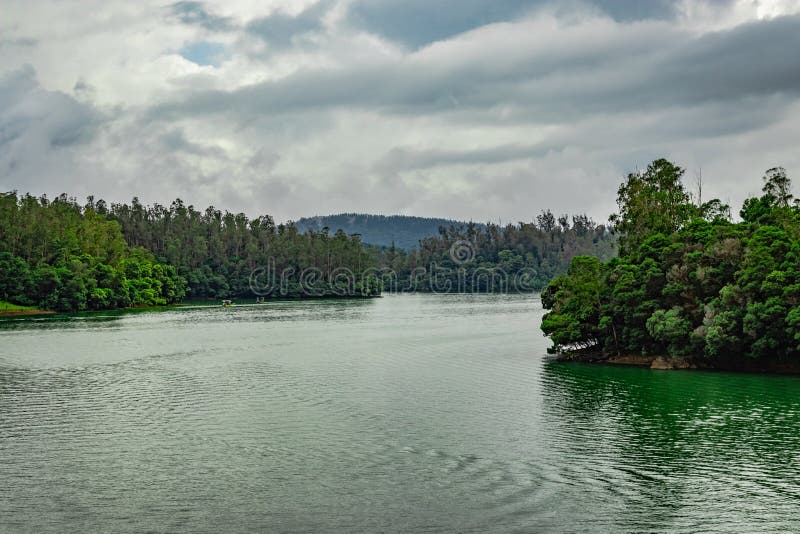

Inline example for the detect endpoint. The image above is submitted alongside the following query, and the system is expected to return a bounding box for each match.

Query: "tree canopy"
[370,214,616,292]
[0,193,184,312]
[1,190,617,311]
[0,193,382,312]
[542,159,800,364]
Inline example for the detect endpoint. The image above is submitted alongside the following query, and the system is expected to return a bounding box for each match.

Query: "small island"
[542,158,800,374]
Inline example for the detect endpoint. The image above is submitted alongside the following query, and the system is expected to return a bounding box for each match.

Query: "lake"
[2,294,800,532]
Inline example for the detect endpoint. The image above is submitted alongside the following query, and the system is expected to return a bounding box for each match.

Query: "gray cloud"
[0,37,37,49]
[167,1,232,31]
[152,14,800,124]
[0,65,102,152]
[159,128,229,159]
[246,1,332,48]
[658,15,800,102]
[168,0,333,50]
[346,0,537,49]
[374,143,558,172]
[3,1,800,224]
[346,0,699,49]
[0,65,107,196]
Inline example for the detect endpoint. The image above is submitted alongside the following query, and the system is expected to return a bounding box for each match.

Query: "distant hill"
[294,213,483,249]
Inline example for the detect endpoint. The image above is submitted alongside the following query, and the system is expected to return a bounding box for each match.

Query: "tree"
[536,210,557,232]
[762,167,792,207]
[646,308,692,356]
[610,158,692,255]
[542,161,800,365]
[541,256,606,352]
[0,194,188,311]
[0,253,31,304]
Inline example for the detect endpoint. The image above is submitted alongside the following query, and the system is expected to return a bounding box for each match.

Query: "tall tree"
[609,158,692,255]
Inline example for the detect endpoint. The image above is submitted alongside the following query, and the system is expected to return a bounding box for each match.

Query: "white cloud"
[2,0,800,223]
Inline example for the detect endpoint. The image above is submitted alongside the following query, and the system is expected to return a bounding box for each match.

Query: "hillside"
[294,214,484,249]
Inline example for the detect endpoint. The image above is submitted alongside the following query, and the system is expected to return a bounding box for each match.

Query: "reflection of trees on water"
[541,361,800,461]
[0,313,125,332]
[539,360,800,530]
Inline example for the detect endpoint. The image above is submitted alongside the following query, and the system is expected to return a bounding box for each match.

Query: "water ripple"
[2,295,800,532]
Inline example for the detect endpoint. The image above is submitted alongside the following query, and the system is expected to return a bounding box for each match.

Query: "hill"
[294,213,483,249]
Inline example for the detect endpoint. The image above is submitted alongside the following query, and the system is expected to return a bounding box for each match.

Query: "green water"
[1,295,799,532]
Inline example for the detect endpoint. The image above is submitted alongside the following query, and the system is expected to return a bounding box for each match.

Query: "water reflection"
[541,360,800,531]
[0,313,125,331]
[0,298,377,333]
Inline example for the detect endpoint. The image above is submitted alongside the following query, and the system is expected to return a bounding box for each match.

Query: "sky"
[2,0,800,224]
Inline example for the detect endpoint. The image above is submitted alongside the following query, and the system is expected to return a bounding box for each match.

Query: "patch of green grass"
[0,300,39,312]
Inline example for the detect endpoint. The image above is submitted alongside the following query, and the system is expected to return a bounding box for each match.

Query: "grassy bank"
[0,301,55,316]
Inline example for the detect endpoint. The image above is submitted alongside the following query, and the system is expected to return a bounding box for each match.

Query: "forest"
[0,193,185,312]
[0,190,615,312]
[0,194,380,312]
[106,198,380,299]
[373,215,616,292]
[541,158,800,364]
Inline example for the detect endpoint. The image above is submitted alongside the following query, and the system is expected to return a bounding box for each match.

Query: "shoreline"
[556,350,800,376]
[0,295,383,320]
[0,309,57,317]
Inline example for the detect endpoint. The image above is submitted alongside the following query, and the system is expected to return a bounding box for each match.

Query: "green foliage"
[371,213,617,292]
[541,159,800,364]
[610,159,694,256]
[1,191,384,308]
[0,193,185,312]
[0,252,32,305]
[541,257,606,352]
[106,198,378,299]
[0,300,38,312]
[762,167,792,208]
[646,308,692,356]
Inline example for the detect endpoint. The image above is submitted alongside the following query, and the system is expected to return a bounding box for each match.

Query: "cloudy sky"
[2,0,800,223]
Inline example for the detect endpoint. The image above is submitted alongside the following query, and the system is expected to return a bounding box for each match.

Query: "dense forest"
[106,198,380,299]
[0,189,616,312]
[0,194,380,312]
[0,193,185,312]
[297,212,617,292]
[541,158,800,365]
[372,214,616,292]
[295,214,481,250]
